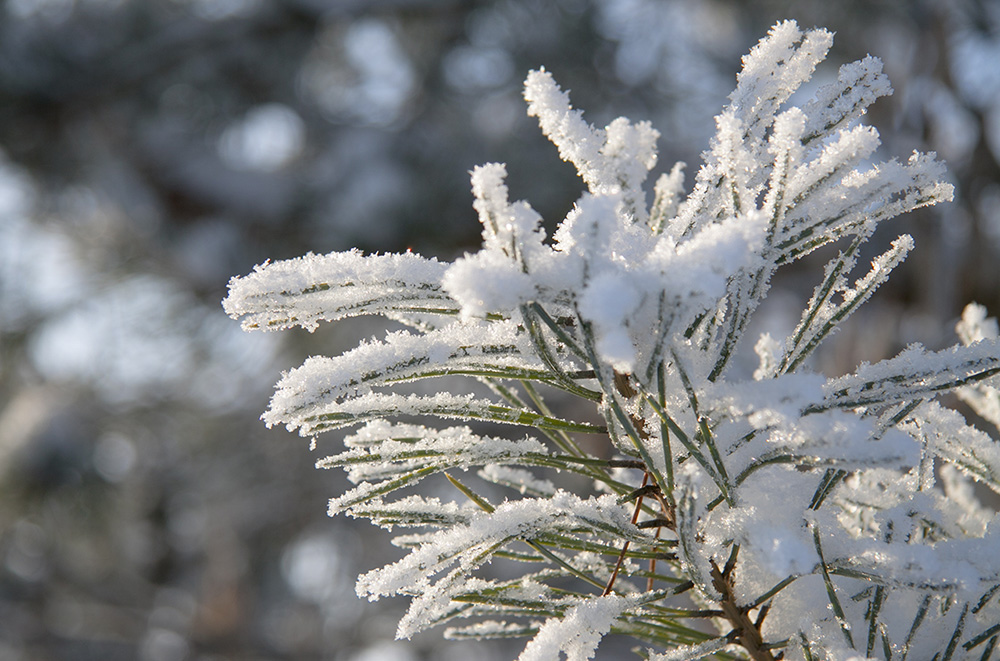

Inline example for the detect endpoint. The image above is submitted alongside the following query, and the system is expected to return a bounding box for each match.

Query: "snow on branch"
[802,56,892,144]
[730,21,833,151]
[524,68,658,222]
[264,320,546,410]
[223,249,453,331]
[517,594,635,661]
[956,303,1000,428]
[226,19,997,661]
[813,339,1000,413]
[267,390,607,438]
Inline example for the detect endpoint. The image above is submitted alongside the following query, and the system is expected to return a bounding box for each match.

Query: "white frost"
[223,18,989,661]
[518,595,632,661]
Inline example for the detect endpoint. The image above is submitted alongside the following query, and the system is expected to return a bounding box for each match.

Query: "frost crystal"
[226,20,1000,661]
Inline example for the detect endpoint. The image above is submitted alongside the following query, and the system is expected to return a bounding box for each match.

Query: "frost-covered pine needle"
[226,19,1000,661]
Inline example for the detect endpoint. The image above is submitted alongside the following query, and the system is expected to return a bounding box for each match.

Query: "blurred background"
[0,0,998,659]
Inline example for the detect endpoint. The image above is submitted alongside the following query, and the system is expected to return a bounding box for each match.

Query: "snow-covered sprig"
[223,249,455,332]
[226,20,1000,661]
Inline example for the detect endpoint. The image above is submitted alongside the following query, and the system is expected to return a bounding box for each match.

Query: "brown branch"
[709,547,779,661]
[603,472,649,596]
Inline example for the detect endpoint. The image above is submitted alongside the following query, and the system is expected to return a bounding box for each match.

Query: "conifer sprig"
[226,20,1000,661]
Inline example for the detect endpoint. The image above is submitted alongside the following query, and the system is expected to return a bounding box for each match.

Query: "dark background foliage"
[1,1,997,658]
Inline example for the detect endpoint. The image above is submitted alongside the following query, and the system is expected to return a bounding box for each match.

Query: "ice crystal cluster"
[225,21,1000,661]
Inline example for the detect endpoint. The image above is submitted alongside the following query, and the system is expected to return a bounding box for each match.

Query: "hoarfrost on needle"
[220,18,1000,661]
